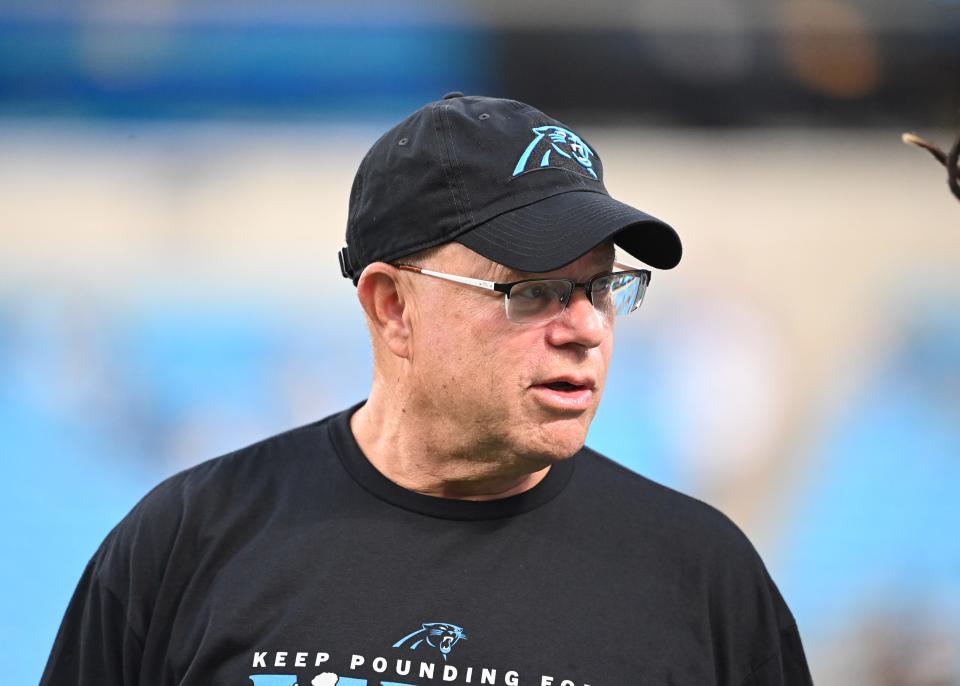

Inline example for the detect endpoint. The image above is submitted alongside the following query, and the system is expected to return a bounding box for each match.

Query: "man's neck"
[349,391,551,502]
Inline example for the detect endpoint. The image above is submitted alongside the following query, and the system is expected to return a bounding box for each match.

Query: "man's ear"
[356,263,413,359]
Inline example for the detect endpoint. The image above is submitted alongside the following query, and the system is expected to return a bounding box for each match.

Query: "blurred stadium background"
[2,0,959,683]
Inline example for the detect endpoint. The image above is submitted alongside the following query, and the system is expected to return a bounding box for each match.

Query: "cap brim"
[456,190,682,272]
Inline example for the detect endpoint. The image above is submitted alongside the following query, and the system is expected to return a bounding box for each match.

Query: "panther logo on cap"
[512,125,598,180]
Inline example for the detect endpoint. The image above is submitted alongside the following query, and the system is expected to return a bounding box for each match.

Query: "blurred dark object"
[903,130,960,202]
[499,27,959,128]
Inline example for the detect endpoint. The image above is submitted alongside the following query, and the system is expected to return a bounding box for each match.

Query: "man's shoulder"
[574,446,759,559]
[93,409,346,578]
[573,449,804,677]
[153,411,340,501]
[132,413,333,510]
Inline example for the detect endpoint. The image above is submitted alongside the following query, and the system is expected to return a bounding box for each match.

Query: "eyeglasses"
[393,261,651,324]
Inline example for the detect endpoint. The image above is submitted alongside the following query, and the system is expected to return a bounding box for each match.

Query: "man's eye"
[515,284,549,299]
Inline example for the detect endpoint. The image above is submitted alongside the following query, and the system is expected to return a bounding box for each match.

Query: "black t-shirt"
[42,401,813,686]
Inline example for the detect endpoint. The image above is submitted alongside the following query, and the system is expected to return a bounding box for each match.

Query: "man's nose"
[546,288,608,348]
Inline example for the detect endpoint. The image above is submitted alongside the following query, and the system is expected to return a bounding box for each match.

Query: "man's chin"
[527,418,591,462]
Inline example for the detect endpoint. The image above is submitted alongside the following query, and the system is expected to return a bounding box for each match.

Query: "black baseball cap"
[338,93,681,284]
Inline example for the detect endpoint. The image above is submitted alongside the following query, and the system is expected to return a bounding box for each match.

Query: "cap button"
[443,91,465,100]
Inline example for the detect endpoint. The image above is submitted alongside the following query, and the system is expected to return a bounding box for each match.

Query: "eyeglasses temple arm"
[394,264,497,291]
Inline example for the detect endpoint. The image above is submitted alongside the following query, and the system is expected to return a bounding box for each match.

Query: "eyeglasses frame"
[392,260,652,323]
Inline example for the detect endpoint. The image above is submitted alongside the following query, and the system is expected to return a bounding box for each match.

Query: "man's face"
[400,242,616,467]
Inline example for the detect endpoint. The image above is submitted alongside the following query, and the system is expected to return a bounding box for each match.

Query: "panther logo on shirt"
[512,125,598,180]
[392,622,467,661]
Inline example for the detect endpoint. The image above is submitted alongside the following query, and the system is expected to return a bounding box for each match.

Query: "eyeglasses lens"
[506,280,571,323]
[593,272,646,316]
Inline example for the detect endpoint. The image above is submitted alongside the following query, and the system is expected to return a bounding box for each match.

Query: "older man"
[42,94,813,686]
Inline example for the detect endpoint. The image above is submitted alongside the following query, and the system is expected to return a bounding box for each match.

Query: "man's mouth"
[531,377,596,410]
[542,381,585,392]
[535,375,595,392]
